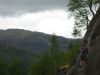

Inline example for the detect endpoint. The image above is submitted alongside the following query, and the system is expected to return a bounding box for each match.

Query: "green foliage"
[68,0,100,37]
[28,53,56,75]
[50,34,64,73]
[0,57,7,75]
[28,34,63,75]
[0,42,81,75]
[28,51,66,75]
[50,34,59,54]
[0,56,25,75]
[0,33,82,75]
[28,35,81,75]
[60,43,81,66]
[8,59,24,75]
[72,27,82,37]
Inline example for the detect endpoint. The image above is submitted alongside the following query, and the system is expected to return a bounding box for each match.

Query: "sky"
[0,0,75,38]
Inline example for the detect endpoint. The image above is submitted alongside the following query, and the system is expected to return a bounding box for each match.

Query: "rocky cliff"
[83,7,100,75]
[66,7,100,75]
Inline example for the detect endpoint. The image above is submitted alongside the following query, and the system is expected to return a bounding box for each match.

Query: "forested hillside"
[0,29,70,53]
[0,29,82,75]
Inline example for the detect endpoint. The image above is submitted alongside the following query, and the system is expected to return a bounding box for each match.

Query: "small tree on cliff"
[68,0,100,37]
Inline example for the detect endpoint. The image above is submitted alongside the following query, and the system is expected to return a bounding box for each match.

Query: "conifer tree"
[50,34,61,74]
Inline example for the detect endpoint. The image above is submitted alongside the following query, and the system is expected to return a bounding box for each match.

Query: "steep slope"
[83,7,100,75]
[66,7,100,75]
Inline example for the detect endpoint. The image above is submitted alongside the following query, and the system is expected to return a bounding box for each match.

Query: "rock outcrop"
[83,7,100,75]
[66,7,100,75]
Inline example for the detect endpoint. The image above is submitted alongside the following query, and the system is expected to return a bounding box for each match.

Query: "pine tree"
[50,34,59,56]
[50,34,61,74]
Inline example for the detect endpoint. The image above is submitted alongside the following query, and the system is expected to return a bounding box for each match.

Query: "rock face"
[83,7,100,75]
[66,7,100,75]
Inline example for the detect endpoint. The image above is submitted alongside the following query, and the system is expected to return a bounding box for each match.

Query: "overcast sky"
[0,0,75,38]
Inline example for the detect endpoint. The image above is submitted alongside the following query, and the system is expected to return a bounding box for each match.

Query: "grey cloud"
[0,0,68,16]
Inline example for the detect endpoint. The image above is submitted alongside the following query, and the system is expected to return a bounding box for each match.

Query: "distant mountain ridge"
[0,29,70,53]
